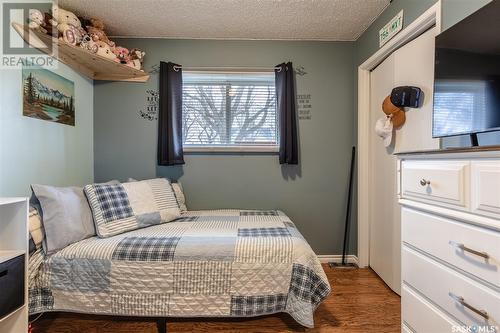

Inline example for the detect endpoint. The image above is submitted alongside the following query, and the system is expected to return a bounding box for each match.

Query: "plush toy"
[28,9,48,34]
[113,46,129,64]
[51,5,85,45]
[96,41,117,61]
[80,34,98,53]
[43,12,56,36]
[127,48,146,70]
[78,16,92,33]
[86,18,115,48]
[382,95,405,128]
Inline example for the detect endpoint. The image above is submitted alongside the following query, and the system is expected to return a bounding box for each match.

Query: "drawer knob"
[449,293,489,320]
[449,241,490,260]
[419,179,431,186]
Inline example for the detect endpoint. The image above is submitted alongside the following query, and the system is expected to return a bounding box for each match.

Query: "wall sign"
[297,94,312,120]
[295,66,307,76]
[379,10,404,47]
[138,90,159,121]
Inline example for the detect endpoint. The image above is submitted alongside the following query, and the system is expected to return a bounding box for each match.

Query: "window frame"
[182,70,279,154]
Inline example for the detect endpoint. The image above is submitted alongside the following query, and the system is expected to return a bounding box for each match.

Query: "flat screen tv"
[433,0,500,142]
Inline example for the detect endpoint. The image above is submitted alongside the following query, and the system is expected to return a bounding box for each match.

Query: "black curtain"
[158,61,185,166]
[275,62,298,165]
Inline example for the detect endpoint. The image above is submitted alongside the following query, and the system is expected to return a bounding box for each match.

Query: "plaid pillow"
[84,178,181,238]
[29,207,45,249]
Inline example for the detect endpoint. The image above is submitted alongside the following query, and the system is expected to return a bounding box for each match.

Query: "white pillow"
[29,207,45,249]
[172,182,187,212]
[129,178,187,212]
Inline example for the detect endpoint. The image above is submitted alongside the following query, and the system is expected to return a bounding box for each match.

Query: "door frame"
[357,2,441,267]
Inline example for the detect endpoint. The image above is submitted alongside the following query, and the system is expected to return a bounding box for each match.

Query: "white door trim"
[357,2,441,268]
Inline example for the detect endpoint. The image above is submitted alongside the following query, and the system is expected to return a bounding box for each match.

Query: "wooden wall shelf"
[12,23,150,82]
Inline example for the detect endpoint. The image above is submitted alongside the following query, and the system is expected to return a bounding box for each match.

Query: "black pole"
[341,146,356,265]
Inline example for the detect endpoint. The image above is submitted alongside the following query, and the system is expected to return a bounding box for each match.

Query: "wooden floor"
[31,265,400,333]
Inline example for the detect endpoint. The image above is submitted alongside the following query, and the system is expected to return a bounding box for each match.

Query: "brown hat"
[382,95,406,128]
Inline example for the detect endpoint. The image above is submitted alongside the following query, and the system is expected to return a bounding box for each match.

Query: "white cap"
[375,117,393,147]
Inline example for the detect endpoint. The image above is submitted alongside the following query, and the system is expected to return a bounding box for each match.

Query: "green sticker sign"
[379,10,404,47]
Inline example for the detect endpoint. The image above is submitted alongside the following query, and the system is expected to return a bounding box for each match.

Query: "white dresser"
[398,149,500,333]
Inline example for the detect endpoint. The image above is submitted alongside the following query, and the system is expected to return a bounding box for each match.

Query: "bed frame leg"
[156,318,167,333]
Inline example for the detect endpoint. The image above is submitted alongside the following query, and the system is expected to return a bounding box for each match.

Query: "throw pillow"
[84,178,180,237]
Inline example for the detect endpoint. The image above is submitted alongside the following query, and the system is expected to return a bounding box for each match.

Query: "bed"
[28,209,330,328]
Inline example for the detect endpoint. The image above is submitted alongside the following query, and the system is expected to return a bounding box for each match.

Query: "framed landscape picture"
[22,68,75,126]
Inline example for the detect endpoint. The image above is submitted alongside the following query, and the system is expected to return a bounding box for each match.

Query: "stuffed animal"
[86,18,115,48]
[50,5,85,45]
[127,48,146,70]
[43,13,56,36]
[382,95,405,128]
[28,9,48,34]
[96,41,117,61]
[78,16,92,33]
[80,34,98,53]
[113,46,129,64]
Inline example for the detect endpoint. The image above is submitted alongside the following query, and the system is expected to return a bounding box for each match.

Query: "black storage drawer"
[0,254,25,319]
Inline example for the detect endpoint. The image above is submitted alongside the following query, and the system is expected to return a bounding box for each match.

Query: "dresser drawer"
[402,285,458,333]
[402,208,500,287]
[401,160,469,209]
[403,247,500,326]
[472,161,500,219]
[0,254,25,320]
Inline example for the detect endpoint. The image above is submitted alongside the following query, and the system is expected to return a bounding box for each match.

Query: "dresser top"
[395,145,500,156]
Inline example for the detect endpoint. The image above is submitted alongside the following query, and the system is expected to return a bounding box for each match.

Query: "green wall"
[0,61,94,196]
[94,40,356,255]
[442,0,492,31]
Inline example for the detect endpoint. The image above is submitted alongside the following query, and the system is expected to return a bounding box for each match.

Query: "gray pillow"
[31,184,96,254]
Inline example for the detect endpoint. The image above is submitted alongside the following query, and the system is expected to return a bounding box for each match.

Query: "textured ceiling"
[59,0,390,41]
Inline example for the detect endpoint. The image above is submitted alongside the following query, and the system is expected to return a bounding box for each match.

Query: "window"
[433,80,487,136]
[182,71,278,152]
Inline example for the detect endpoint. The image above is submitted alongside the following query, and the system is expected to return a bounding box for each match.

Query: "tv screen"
[433,0,500,138]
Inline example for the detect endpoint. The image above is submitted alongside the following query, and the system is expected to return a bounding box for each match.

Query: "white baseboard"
[317,255,359,265]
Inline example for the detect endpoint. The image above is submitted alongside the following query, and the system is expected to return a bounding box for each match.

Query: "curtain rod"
[172,65,282,72]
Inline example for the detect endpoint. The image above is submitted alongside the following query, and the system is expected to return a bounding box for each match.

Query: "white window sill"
[183,145,279,153]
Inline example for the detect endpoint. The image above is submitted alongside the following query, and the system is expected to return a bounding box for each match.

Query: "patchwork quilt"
[29,210,331,328]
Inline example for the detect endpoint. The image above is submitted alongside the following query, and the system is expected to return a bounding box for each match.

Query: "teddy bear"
[127,48,146,70]
[78,16,92,33]
[80,34,98,54]
[96,41,117,61]
[28,9,48,34]
[113,46,129,64]
[86,18,115,48]
[50,5,86,45]
[43,12,57,36]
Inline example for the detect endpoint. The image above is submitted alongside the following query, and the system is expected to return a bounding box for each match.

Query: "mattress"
[29,210,330,327]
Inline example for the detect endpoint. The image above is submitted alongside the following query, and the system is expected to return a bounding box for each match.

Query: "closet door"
[368,28,438,295]
[369,51,400,294]
[393,28,440,152]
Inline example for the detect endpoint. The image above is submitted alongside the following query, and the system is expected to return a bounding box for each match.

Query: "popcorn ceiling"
[59,0,389,40]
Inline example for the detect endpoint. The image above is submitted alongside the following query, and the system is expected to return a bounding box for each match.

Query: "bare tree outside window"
[182,72,277,148]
